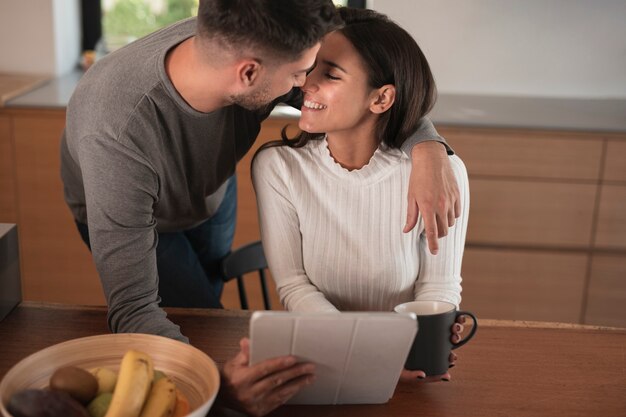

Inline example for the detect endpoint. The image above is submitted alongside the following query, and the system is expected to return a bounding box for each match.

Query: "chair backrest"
[221,241,271,310]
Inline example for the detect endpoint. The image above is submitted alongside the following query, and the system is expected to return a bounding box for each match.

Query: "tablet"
[249,311,417,405]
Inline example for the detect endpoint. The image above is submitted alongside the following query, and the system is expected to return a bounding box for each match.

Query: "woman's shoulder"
[447,154,469,197]
[252,138,323,174]
[448,154,468,177]
[254,139,322,164]
[378,143,409,162]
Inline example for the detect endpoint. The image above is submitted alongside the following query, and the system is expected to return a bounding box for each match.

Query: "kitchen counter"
[0,73,50,106]
[5,69,626,133]
[432,93,626,133]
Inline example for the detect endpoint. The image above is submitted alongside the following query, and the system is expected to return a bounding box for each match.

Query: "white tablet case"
[249,311,417,405]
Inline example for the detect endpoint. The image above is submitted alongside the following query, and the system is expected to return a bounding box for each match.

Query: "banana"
[90,367,118,394]
[138,377,177,417]
[105,349,154,417]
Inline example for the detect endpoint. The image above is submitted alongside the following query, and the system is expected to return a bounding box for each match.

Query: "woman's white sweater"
[252,137,470,312]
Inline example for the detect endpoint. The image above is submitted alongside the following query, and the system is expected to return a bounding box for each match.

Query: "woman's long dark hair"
[260,6,437,151]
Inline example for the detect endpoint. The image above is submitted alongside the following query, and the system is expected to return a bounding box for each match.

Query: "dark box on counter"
[0,224,21,321]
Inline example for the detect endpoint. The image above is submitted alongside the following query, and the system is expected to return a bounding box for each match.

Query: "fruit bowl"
[0,333,220,417]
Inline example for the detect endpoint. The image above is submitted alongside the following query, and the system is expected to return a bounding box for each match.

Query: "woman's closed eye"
[325,73,341,80]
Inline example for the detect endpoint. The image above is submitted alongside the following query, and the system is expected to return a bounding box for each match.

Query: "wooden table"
[1,302,625,417]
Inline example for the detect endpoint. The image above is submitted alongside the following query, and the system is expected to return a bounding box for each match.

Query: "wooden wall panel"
[13,114,104,305]
[467,179,596,248]
[0,115,17,223]
[441,127,603,181]
[231,119,289,248]
[6,108,624,326]
[585,255,626,328]
[594,185,626,250]
[460,248,588,323]
[222,118,288,310]
[8,113,288,310]
[603,140,626,182]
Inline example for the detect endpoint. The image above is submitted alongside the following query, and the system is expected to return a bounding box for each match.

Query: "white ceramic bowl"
[0,333,220,417]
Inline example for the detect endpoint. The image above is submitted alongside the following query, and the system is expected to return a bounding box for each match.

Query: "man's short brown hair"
[197,0,343,62]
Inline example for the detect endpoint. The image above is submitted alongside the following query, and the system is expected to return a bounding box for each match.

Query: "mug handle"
[451,311,478,350]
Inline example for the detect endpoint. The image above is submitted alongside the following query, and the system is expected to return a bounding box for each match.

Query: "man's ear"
[369,84,396,114]
[236,59,262,87]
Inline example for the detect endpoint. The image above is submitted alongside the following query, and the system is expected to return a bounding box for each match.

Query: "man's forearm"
[107,298,189,343]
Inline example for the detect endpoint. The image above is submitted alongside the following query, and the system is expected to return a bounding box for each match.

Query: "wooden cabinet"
[460,248,588,323]
[603,140,626,182]
[232,123,626,320]
[442,128,604,181]
[2,107,625,324]
[0,115,17,222]
[0,109,286,310]
[595,185,626,250]
[442,126,626,327]
[585,254,626,327]
[8,110,104,304]
[228,119,287,309]
[467,179,596,248]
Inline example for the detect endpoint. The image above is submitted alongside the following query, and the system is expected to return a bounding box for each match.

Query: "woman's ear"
[369,84,396,114]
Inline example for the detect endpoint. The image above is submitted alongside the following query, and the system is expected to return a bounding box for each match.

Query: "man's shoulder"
[67,20,200,144]
[71,17,196,108]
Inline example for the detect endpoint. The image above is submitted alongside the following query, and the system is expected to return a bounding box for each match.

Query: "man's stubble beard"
[230,78,274,111]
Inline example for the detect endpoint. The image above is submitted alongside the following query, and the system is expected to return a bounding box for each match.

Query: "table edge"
[13,302,626,333]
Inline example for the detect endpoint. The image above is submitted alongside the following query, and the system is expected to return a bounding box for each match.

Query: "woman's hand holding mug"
[395,301,477,383]
[399,315,465,382]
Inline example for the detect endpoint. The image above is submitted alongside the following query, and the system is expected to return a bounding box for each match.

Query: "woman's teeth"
[303,100,327,110]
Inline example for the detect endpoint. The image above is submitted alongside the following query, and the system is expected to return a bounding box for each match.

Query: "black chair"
[222,241,271,310]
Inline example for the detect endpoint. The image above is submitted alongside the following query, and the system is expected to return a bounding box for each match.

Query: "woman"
[252,8,469,380]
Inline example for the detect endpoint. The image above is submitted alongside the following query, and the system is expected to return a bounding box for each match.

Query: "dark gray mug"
[394,300,478,376]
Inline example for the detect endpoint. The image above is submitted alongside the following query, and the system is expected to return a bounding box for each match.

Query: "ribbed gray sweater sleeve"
[400,117,454,156]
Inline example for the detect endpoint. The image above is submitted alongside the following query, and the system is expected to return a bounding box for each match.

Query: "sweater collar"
[311,135,407,184]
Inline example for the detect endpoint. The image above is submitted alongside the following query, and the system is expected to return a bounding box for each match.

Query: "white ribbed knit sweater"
[252,137,470,313]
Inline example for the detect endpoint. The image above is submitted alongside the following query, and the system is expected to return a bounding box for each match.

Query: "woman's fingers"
[449,351,458,368]
[400,369,426,382]
[451,322,465,344]
[401,369,452,383]
[423,371,451,383]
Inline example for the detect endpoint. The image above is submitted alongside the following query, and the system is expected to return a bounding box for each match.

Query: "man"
[60,0,459,414]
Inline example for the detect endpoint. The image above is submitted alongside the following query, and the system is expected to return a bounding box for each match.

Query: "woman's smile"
[302,99,327,110]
